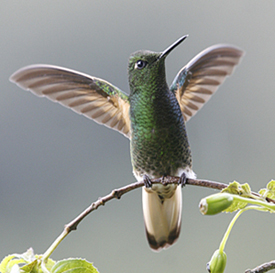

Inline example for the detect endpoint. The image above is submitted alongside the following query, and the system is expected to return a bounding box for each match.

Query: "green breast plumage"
[129,87,192,179]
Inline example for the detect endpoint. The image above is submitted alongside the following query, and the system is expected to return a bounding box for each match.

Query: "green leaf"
[20,259,38,273]
[0,250,99,273]
[0,249,55,273]
[0,254,29,273]
[221,181,252,197]
[220,181,252,212]
[39,257,55,273]
[222,198,247,213]
[52,259,99,273]
[259,180,275,199]
[0,255,17,273]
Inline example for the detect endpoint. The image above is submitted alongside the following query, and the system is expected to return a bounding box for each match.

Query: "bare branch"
[42,176,275,265]
[65,176,230,234]
[245,261,275,273]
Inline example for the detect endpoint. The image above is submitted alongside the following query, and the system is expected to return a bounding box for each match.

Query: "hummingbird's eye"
[135,60,147,70]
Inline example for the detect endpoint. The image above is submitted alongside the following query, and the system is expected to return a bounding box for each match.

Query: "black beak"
[158,35,188,60]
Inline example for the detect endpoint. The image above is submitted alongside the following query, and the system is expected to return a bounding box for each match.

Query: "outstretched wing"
[170,45,244,121]
[10,65,131,138]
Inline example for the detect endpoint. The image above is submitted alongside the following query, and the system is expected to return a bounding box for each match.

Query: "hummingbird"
[10,35,244,251]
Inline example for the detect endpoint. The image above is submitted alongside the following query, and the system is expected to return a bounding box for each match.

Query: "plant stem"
[219,206,268,253]
[233,195,275,211]
[42,229,69,262]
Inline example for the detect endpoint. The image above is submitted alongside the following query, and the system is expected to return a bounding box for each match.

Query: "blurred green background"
[1,1,275,272]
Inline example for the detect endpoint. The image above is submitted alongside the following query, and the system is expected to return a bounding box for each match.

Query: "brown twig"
[245,261,275,273]
[41,176,275,273]
[65,176,230,233]
[49,176,275,239]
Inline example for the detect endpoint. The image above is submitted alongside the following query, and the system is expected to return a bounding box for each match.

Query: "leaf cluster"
[0,248,98,273]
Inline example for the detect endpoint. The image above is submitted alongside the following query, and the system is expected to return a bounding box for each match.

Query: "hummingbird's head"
[128,35,188,95]
[128,50,165,94]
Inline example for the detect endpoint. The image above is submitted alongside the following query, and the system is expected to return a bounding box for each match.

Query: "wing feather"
[10,64,131,138]
[170,45,244,121]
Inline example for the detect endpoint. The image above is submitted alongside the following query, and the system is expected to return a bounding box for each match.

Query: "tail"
[142,185,182,251]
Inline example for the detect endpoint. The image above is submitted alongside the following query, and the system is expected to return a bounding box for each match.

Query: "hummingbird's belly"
[130,126,193,180]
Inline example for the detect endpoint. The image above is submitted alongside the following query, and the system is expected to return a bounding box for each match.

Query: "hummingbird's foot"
[143,174,152,188]
[161,174,167,185]
[179,172,187,188]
